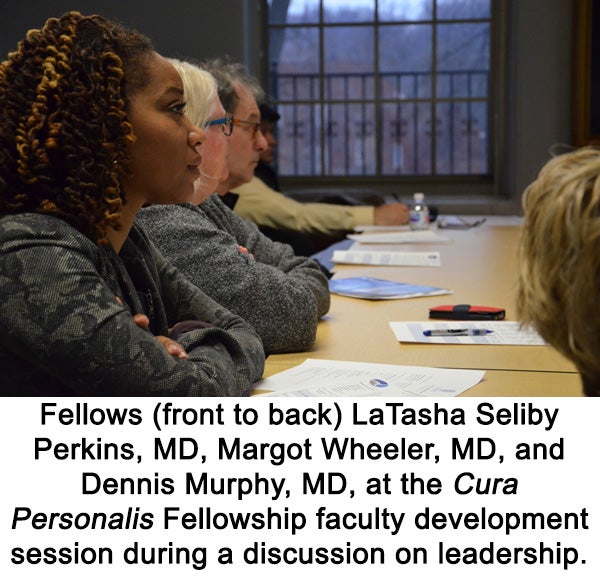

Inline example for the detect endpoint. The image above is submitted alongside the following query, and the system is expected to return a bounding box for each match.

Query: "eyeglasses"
[233,117,261,139]
[206,113,233,136]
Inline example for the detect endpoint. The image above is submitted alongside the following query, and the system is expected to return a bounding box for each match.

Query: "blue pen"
[423,328,493,337]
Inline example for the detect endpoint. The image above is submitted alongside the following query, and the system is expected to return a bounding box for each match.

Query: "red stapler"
[429,304,505,321]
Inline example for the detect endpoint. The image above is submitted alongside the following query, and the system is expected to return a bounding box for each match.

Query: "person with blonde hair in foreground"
[517,146,600,396]
[138,59,330,355]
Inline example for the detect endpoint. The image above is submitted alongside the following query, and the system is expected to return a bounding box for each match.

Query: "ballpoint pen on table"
[423,328,493,337]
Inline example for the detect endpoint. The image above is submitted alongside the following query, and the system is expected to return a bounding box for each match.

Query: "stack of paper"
[353,224,410,233]
[347,230,450,244]
[332,250,441,266]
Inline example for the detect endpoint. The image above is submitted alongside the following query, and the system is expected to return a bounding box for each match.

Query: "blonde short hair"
[517,146,600,395]
[167,58,217,127]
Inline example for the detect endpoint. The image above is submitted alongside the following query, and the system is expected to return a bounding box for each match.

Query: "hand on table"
[374,202,410,225]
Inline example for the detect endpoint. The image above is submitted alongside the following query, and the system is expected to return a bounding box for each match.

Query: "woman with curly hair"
[517,146,600,396]
[0,12,265,395]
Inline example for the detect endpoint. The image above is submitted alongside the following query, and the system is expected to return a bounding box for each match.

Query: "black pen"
[423,328,493,336]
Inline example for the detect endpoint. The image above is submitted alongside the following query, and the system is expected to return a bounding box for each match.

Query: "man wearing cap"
[254,103,282,192]
[232,103,410,241]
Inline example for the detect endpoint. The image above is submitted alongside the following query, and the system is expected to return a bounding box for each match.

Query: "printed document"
[390,321,546,345]
[332,250,441,267]
[347,230,450,244]
[255,359,485,397]
[353,224,410,233]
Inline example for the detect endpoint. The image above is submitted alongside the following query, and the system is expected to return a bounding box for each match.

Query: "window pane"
[324,26,374,99]
[437,0,491,20]
[437,70,488,99]
[270,27,320,101]
[277,104,322,176]
[381,102,432,175]
[379,0,433,22]
[323,0,374,23]
[437,23,490,72]
[268,0,319,24]
[435,101,488,174]
[324,68,375,101]
[324,103,376,175]
[379,24,432,99]
[381,71,432,101]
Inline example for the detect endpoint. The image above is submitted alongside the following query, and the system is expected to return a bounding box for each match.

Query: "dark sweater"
[0,213,264,396]
[138,195,330,354]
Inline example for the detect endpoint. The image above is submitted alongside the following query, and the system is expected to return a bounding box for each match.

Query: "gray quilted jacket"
[0,213,265,396]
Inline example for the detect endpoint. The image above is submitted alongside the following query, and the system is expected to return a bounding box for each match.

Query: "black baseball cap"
[259,102,281,122]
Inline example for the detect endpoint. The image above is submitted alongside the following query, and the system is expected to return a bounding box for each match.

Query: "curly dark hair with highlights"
[0,11,154,244]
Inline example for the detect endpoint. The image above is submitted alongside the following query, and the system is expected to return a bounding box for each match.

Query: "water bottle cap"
[413,192,425,201]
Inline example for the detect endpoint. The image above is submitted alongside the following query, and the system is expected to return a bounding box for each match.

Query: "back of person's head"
[517,146,600,395]
[200,57,264,115]
[0,11,154,244]
[168,59,217,128]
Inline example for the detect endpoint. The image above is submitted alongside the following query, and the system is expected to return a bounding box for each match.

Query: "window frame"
[260,0,508,200]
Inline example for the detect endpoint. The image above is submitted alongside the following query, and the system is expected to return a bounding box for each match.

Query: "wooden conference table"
[262,218,583,396]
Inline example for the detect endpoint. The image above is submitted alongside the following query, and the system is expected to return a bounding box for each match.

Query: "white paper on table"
[354,224,411,233]
[389,321,546,345]
[255,358,485,397]
[332,250,441,267]
[471,215,523,227]
[347,230,450,244]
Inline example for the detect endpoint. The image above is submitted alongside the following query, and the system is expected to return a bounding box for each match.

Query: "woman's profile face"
[122,53,205,207]
[192,96,230,205]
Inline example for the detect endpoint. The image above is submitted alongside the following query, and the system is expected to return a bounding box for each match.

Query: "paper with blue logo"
[255,359,484,397]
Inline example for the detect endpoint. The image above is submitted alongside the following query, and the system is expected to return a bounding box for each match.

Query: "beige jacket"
[232,177,374,236]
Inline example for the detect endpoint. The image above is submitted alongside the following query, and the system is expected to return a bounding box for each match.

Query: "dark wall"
[0,0,261,72]
[510,0,572,202]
